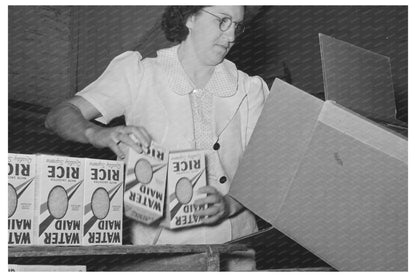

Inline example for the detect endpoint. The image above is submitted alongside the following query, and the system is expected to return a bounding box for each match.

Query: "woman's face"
[185,6,245,66]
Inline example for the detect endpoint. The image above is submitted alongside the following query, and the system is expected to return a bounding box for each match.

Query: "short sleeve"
[76,51,143,124]
[246,76,270,144]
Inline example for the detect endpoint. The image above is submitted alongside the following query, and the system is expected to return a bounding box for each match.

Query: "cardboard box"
[8,153,36,246]
[230,79,407,271]
[319,33,408,138]
[34,155,84,246]
[161,150,207,229]
[83,158,124,245]
[124,142,168,224]
[319,33,397,122]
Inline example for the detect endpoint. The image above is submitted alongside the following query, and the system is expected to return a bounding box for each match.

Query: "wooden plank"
[9,253,214,271]
[8,244,247,258]
[205,247,220,271]
[104,253,210,271]
[260,267,336,271]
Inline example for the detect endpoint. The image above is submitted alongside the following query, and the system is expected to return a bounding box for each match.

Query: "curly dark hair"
[161,6,206,42]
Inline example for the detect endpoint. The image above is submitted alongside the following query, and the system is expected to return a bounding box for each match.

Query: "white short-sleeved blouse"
[77,45,269,244]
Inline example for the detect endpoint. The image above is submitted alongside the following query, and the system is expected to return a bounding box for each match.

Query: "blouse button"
[219,176,227,184]
[213,142,220,150]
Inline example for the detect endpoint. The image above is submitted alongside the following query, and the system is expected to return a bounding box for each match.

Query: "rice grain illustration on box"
[83,159,124,245]
[124,142,169,224]
[8,153,36,245]
[35,155,84,246]
[162,150,207,229]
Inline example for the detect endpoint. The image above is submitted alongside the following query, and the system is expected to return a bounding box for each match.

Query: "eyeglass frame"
[200,9,246,36]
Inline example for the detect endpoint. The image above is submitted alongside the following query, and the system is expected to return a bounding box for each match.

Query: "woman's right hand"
[85,125,151,159]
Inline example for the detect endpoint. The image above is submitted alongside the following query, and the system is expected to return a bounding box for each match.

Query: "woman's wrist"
[84,125,100,145]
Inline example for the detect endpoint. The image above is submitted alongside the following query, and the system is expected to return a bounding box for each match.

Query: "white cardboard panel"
[230,78,407,271]
[319,33,397,121]
[277,112,407,271]
[231,78,323,223]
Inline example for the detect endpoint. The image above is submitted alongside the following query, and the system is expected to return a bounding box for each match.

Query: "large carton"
[230,79,407,271]
[161,150,207,229]
[124,142,168,224]
[8,153,36,245]
[83,158,124,245]
[34,155,84,246]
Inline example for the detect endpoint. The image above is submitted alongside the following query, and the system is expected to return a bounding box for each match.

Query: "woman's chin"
[208,50,228,65]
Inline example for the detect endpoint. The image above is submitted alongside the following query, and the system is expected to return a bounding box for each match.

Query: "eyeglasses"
[201,9,245,37]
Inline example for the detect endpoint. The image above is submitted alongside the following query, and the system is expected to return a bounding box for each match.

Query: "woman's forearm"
[45,102,98,144]
[45,98,151,159]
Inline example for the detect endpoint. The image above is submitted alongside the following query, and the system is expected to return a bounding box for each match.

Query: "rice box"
[82,158,124,245]
[8,153,36,246]
[8,264,86,272]
[34,155,84,246]
[162,150,207,229]
[124,142,168,224]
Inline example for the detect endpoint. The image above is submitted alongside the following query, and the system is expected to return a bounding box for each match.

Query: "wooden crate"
[9,244,248,271]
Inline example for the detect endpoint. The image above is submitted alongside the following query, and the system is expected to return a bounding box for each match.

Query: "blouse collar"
[157,45,238,97]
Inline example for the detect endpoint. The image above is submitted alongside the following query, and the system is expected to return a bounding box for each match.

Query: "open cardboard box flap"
[230,78,407,271]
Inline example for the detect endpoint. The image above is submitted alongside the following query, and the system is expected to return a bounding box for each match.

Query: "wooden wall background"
[9,6,408,122]
[9,6,73,108]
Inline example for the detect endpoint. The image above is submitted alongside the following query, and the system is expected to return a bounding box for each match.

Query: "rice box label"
[8,153,36,245]
[35,155,84,246]
[124,142,168,224]
[83,159,123,245]
[162,150,207,229]
[9,264,87,272]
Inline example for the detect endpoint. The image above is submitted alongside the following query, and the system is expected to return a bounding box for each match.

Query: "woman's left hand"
[193,186,230,225]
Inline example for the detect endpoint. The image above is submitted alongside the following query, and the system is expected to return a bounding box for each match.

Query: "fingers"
[195,205,224,225]
[194,193,221,207]
[117,133,143,154]
[108,138,126,159]
[125,126,151,148]
[194,186,222,208]
[112,125,152,154]
[201,212,223,225]
[194,204,222,217]
[197,185,219,195]
[193,186,228,224]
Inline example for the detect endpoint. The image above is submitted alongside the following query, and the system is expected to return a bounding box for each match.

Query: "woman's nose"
[223,24,236,43]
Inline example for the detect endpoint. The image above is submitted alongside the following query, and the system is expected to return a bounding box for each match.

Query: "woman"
[46,5,269,269]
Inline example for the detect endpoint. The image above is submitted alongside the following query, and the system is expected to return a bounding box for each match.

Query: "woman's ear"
[185,14,196,30]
